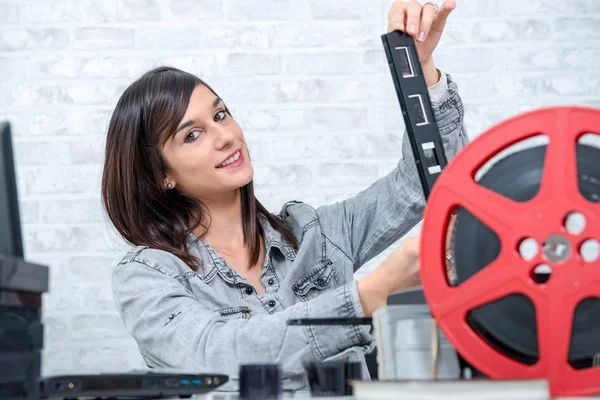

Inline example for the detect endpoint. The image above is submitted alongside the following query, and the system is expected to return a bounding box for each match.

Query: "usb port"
[192,380,201,385]
[180,379,190,386]
[166,378,179,387]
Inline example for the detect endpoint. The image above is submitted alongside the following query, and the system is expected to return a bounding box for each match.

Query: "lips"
[216,148,242,169]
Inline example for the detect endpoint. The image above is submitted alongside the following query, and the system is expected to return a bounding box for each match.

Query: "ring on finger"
[423,1,439,14]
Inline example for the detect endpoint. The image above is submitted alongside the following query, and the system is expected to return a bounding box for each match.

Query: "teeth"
[218,150,241,168]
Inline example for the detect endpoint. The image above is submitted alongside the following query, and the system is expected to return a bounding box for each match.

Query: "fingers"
[431,0,456,34]
[417,2,438,41]
[405,0,422,37]
[387,0,407,33]
[387,1,455,42]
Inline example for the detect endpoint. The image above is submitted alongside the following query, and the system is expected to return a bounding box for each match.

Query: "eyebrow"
[173,97,223,136]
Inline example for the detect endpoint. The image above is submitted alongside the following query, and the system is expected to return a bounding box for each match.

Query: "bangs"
[141,67,202,147]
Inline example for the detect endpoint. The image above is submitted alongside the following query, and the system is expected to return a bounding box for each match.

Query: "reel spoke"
[538,112,579,201]
[534,291,600,396]
[433,254,521,319]
[437,174,522,240]
[442,303,542,379]
[534,293,575,375]
[538,107,599,203]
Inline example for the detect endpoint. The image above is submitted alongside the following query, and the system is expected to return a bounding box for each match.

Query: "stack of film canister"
[0,254,49,400]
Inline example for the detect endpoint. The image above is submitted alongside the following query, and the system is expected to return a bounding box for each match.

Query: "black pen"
[287,317,373,326]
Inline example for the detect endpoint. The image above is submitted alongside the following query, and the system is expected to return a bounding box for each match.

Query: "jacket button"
[316,278,325,286]
[268,300,276,308]
[267,278,274,285]
[245,286,253,295]
[226,271,233,278]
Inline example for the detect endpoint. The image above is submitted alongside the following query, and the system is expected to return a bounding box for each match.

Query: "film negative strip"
[381,30,447,199]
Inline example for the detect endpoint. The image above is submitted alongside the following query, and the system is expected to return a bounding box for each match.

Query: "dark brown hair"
[101,66,298,271]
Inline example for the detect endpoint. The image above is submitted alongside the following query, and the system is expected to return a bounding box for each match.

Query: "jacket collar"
[259,213,297,261]
[186,213,297,279]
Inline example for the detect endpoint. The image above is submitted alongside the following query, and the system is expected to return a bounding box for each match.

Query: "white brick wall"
[1,0,598,375]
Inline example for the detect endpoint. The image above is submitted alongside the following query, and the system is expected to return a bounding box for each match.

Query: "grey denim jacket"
[111,71,470,391]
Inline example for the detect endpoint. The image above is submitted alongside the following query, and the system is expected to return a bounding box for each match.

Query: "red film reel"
[420,106,600,397]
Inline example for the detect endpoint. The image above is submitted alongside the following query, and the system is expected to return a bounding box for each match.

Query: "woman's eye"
[215,110,227,122]
[185,130,200,143]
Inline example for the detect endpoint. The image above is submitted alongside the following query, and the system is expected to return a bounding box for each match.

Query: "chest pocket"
[292,259,337,302]
[216,306,251,320]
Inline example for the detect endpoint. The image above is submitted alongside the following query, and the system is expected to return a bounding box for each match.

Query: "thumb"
[430,0,456,34]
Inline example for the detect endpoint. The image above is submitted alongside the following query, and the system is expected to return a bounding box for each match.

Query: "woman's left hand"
[387,0,456,71]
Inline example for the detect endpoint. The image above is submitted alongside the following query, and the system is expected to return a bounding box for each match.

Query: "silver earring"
[166,183,173,189]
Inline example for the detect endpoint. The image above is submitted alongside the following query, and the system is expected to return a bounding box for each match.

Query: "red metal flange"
[420,106,600,397]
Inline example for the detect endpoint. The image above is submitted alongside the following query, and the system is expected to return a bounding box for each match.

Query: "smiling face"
[160,84,254,201]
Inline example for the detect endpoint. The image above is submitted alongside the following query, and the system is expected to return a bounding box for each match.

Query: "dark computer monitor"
[0,121,24,258]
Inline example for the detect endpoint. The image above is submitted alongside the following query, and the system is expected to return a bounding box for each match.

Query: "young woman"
[102,0,468,391]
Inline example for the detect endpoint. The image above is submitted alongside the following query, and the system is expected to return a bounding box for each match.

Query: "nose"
[213,123,235,150]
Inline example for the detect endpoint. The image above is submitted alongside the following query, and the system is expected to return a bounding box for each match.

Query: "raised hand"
[387,0,456,66]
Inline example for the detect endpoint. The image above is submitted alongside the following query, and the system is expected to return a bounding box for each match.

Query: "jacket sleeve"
[315,71,470,271]
[111,257,373,388]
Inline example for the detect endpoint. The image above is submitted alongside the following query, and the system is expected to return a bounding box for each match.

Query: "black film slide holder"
[287,317,373,326]
[381,30,448,199]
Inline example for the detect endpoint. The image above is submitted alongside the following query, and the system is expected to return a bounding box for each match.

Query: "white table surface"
[182,392,595,400]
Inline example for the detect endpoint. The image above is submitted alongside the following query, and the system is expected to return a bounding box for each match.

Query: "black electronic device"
[0,121,49,296]
[40,372,228,399]
[0,121,24,258]
[0,120,47,400]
